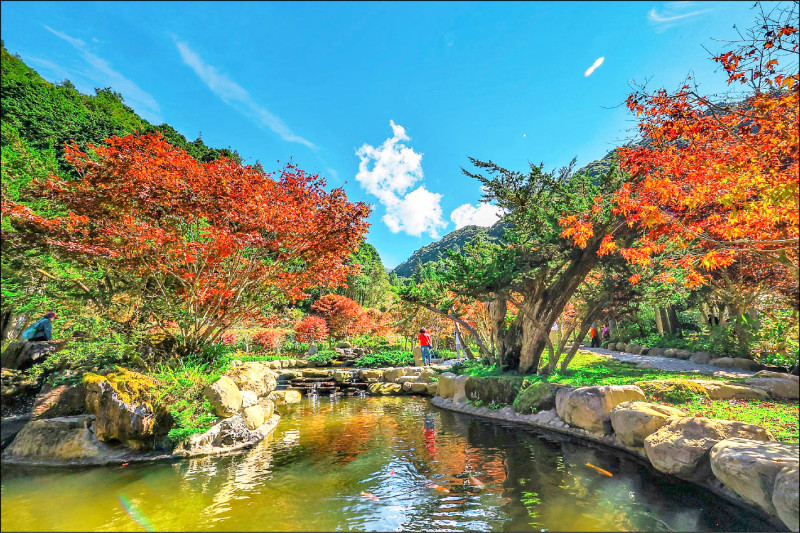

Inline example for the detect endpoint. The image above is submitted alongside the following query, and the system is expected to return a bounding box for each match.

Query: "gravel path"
[582,346,758,379]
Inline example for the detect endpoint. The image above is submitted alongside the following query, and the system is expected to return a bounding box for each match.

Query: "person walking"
[23,312,56,342]
[419,327,433,366]
[589,325,599,348]
[601,325,610,340]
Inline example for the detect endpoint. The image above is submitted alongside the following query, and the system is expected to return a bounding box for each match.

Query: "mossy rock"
[635,379,710,404]
[513,382,563,414]
[82,366,159,408]
[464,376,525,406]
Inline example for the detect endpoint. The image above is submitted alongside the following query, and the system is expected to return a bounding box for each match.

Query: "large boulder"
[204,376,242,418]
[3,415,128,463]
[32,383,86,420]
[267,390,302,405]
[240,390,258,408]
[690,352,713,364]
[242,405,267,430]
[83,372,169,451]
[174,413,279,455]
[610,401,686,447]
[332,370,354,383]
[452,375,469,403]
[675,350,693,360]
[383,368,409,383]
[694,380,769,400]
[709,438,799,516]
[396,375,419,385]
[426,383,438,396]
[437,373,457,399]
[1,340,66,370]
[513,382,563,415]
[709,357,737,368]
[773,466,799,532]
[731,358,759,370]
[745,374,799,400]
[644,417,775,481]
[224,362,277,397]
[464,376,525,406]
[649,347,665,357]
[357,369,384,382]
[555,385,646,434]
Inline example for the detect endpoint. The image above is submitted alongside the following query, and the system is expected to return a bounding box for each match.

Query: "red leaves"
[1,132,372,345]
[311,294,374,339]
[294,316,329,344]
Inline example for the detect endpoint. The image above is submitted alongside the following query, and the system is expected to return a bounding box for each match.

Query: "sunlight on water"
[1,396,772,532]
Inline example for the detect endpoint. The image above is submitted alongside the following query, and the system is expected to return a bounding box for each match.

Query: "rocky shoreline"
[432,372,799,532]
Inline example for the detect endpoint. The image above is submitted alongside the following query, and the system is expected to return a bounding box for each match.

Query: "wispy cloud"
[43,25,162,123]
[450,202,505,230]
[648,3,712,32]
[584,56,605,77]
[356,121,447,238]
[171,35,315,149]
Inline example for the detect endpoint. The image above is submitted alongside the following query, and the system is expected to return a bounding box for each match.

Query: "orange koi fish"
[361,492,380,501]
[585,462,613,477]
[428,484,450,492]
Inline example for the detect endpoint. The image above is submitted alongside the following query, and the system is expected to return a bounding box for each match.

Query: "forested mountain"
[391,151,620,279]
[391,220,506,278]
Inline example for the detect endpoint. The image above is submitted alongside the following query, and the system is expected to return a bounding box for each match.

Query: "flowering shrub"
[294,316,329,344]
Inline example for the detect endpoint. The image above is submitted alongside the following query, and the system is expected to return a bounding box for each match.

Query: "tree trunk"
[486,294,507,361]
[654,305,665,335]
[667,305,681,336]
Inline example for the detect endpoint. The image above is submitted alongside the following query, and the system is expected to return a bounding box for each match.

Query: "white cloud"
[355,121,447,238]
[171,35,315,149]
[450,202,505,230]
[43,25,162,123]
[384,187,447,238]
[584,56,605,77]
[648,4,712,32]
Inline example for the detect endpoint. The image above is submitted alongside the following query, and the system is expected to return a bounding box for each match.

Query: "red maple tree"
[1,133,371,353]
[310,294,373,340]
[294,315,329,344]
[560,3,799,289]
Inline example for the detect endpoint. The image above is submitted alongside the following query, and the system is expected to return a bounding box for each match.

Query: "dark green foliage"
[336,242,392,309]
[307,350,336,366]
[353,350,413,368]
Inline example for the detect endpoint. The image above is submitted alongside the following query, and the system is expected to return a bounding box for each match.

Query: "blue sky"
[0,1,772,268]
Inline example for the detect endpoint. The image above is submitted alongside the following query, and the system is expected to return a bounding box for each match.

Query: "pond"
[0,396,774,532]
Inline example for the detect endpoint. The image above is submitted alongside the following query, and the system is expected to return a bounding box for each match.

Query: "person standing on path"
[601,325,610,340]
[419,327,433,366]
[589,325,599,348]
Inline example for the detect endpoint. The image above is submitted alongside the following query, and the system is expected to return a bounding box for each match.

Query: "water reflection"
[1,396,773,532]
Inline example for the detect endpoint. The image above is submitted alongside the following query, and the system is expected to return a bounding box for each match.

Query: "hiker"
[419,327,433,366]
[589,325,599,348]
[453,325,464,361]
[23,312,56,342]
[601,325,610,340]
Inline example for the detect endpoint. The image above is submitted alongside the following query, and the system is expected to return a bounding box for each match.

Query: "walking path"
[582,346,758,378]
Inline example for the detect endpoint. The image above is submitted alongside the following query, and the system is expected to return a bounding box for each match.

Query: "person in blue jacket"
[26,312,56,341]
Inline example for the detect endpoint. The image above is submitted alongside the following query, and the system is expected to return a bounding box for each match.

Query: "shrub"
[307,350,336,366]
[353,350,413,368]
[252,329,285,350]
[221,331,237,346]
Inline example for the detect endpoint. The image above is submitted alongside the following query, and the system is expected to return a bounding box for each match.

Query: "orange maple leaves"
[559,9,798,289]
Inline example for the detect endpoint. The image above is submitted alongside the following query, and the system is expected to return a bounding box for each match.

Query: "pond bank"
[433,373,798,531]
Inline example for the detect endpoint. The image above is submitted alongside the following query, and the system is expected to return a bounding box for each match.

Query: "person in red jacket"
[418,327,433,366]
[589,326,599,348]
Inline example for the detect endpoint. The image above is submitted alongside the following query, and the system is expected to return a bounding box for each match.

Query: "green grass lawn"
[454,351,799,443]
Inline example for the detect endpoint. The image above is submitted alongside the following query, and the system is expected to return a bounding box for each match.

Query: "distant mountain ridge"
[391,150,619,278]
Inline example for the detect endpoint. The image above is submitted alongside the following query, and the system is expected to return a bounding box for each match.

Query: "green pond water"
[1,396,774,532]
